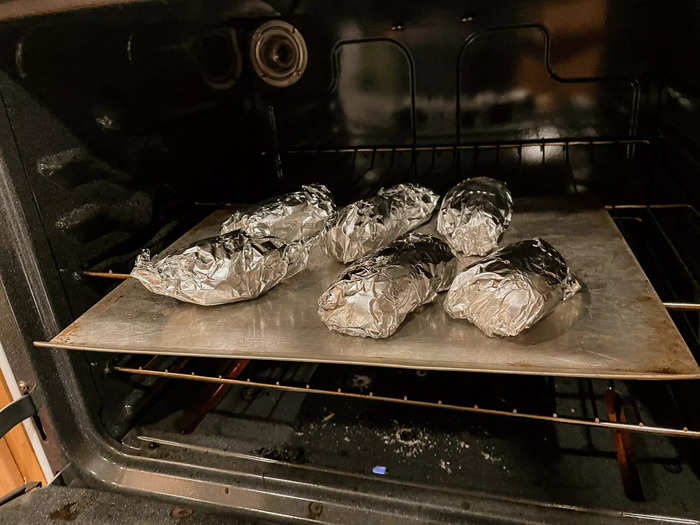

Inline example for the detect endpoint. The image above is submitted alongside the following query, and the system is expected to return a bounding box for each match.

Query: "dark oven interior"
[1,0,700,523]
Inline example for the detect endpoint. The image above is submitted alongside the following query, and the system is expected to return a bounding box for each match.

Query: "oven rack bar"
[286,137,651,155]
[83,271,130,280]
[113,365,700,439]
[82,269,700,311]
[608,203,700,348]
[606,203,700,312]
[82,203,700,314]
[77,136,651,278]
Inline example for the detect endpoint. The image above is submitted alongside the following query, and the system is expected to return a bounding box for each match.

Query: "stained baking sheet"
[36,199,700,379]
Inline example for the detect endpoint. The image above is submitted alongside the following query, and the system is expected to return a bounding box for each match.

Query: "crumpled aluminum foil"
[321,183,439,263]
[221,184,336,242]
[318,233,458,338]
[444,238,580,337]
[437,177,513,256]
[131,231,309,305]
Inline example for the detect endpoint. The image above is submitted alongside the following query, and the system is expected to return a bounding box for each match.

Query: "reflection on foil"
[221,184,336,243]
[444,238,580,337]
[318,233,457,338]
[131,230,309,306]
[321,183,439,263]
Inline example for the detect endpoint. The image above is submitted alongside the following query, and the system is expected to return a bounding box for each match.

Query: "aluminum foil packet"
[221,184,336,242]
[444,238,580,337]
[437,177,513,256]
[321,183,439,263]
[318,233,458,338]
[131,231,309,306]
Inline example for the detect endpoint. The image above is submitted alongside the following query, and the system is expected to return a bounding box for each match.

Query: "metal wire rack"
[110,356,699,440]
[283,136,650,190]
[81,136,700,452]
[607,203,700,349]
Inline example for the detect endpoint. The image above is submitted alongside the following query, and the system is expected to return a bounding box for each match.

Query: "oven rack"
[607,203,700,352]
[286,137,651,155]
[44,203,699,379]
[112,359,700,440]
[82,136,700,320]
[282,136,649,191]
[75,136,700,443]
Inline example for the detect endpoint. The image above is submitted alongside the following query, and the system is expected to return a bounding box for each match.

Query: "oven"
[0,1,699,523]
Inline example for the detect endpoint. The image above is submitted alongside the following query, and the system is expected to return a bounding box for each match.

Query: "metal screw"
[461,16,475,23]
[308,502,323,520]
[18,381,28,395]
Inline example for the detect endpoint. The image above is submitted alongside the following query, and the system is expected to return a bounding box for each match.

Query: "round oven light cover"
[250,20,308,87]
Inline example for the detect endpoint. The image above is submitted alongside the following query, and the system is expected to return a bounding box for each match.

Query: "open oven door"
[0,342,53,507]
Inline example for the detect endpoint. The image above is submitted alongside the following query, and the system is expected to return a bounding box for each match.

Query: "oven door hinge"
[0,393,45,440]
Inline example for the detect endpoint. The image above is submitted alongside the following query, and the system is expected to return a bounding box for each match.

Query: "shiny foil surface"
[437,177,513,256]
[220,184,336,242]
[131,231,309,305]
[321,183,439,263]
[444,238,580,337]
[318,233,457,338]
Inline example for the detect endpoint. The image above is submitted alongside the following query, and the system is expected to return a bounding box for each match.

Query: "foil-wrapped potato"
[319,233,457,338]
[321,183,439,263]
[221,184,336,242]
[444,238,580,336]
[437,177,513,256]
[131,231,309,305]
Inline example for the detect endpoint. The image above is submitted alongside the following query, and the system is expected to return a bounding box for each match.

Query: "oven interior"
[1,1,700,522]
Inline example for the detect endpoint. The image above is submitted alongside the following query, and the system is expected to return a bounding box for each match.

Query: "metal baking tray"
[36,199,700,379]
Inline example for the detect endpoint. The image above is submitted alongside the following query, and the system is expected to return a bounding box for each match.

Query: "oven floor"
[125,373,700,519]
[0,485,265,524]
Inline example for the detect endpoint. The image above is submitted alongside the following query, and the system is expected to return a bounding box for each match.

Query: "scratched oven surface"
[36,199,699,379]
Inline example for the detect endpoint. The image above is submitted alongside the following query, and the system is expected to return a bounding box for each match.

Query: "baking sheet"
[35,199,700,379]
